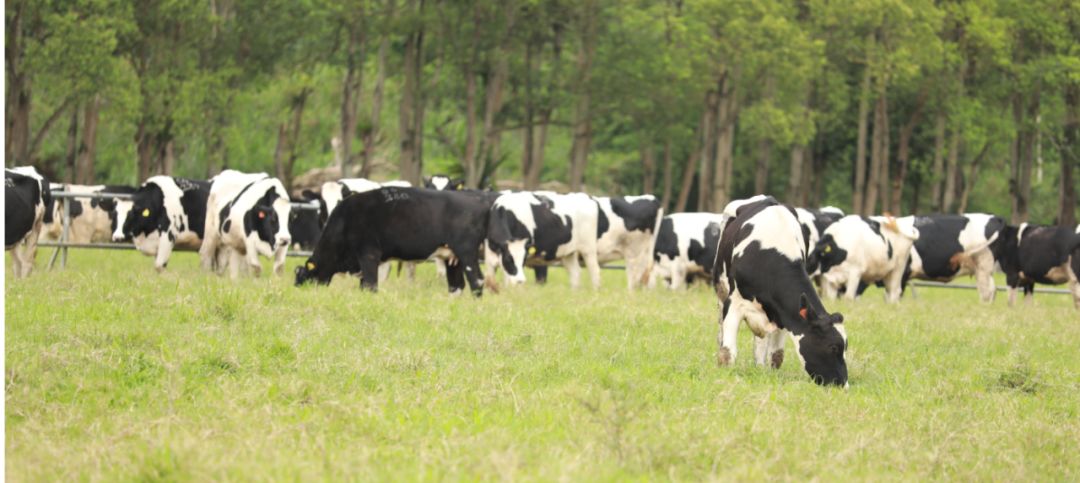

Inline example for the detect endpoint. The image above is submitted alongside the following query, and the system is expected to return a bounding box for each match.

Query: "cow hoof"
[770,349,784,369]
[716,347,732,366]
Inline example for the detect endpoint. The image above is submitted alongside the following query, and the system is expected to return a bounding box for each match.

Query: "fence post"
[60,196,72,269]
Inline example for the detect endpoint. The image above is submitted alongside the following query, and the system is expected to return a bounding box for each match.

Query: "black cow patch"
[596,200,610,239]
[911,215,968,279]
[5,170,49,246]
[610,197,659,232]
[653,217,678,262]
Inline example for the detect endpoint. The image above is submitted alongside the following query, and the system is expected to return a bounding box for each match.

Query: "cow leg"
[272,245,288,276]
[533,266,548,285]
[360,257,380,292]
[154,232,175,273]
[1023,283,1035,304]
[377,262,391,284]
[1008,286,1018,307]
[434,258,447,277]
[563,253,582,288]
[670,263,686,290]
[765,330,785,369]
[405,262,417,280]
[245,240,263,278]
[20,221,42,278]
[228,248,245,279]
[753,335,769,366]
[198,227,219,272]
[445,260,466,296]
[9,245,24,278]
[583,251,602,289]
[843,270,861,300]
[717,299,741,366]
[883,268,906,303]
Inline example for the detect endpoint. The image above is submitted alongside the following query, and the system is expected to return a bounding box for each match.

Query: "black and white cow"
[649,212,727,289]
[808,215,920,303]
[295,187,492,295]
[713,197,848,386]
[905,214,1005,302]
[424,174,464,191]
[201,170,292,278]
[115,176,210,272]
[42,184,137,243]
[997,223,1080,308]
[485,191,603,289]
[794,206,845,255]
[594,195,663,289]
[5,167,53,278]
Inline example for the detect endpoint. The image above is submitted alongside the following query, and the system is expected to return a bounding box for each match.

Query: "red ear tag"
[258,211,265,219]
[799,308,808,320]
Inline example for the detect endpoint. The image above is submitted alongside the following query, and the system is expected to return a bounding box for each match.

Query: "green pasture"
[5,249,1079,481]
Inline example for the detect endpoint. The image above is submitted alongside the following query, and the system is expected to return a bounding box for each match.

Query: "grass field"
[5,248,1080,481]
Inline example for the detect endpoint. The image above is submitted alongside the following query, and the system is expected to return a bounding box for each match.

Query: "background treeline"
[5,0,1079,224]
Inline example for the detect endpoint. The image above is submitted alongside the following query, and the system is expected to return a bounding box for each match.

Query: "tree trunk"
[361,35,389,177]
[674,151,697,213]
[865,94,884,215]
[754,75,775,195]
[27,97,74,166]
[284,90,308,191]
[930,110,946,211]
[890,87,927,213]
[74,96,101,184]
[6,2,30,166]
[1012,90,1040,224]
[398,0,426,185]
[642,143,656,194]
[273,123,287,183]
[661,139,674,208]
[568,1,597,192]
[521,37,536,189]
[135,117,174,181]
[943,127,960,213]
[524,107,550,190]
[1059,84,1079,226]
[853,61,872,214]
[712,70,737,211]
[65,107,80,183]
[958,142,990,214]
[787,145,805,205]
[479,51,510,188]
[877,94,891,213]
[462,43,479,186]
[340,25,365,176]
[697,89,718,211]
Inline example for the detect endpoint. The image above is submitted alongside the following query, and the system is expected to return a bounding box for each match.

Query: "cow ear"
[799,293,820,322]
[830,313,844,325]
[301,189,318,201]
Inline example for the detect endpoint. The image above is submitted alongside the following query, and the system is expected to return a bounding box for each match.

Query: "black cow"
[713,197,848,387]
[116,176,211,272]
[997,223,1080,308]
[295,187,493,295]
[5,167,53,278]
[288,207,322,251]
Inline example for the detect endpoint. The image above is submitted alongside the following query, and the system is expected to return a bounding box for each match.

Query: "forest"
[5,0,1079,224]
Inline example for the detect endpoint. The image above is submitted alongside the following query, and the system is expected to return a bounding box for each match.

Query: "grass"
[5,248,1080,481]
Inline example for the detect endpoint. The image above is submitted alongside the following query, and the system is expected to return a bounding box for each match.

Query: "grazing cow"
[997,223,1080,308]
[5,167,53,278]
[1072,225,1080,308]
[201,171,292,277]
[593,195,663,289]
[308,178,420,281]
[424,175,464,191]
[808,215,920,303]
[649,212,727,289]
[115,176,210,271]
[713,197,848,386]
[42,184,137,243]
[485,191,602,289]
[295,187,492,295]
[906,214,1005,302]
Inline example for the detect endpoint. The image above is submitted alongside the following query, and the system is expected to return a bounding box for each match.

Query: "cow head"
[792,293,848,386]
[806,234,846,275]
[294,257,333,286]
[425,174,464,191]
[119,185,166,241]
[244,190,291,256]
[485,204,536,285]
[110,200,134,241]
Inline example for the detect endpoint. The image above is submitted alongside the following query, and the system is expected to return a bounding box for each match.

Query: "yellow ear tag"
[528,246,536,255]
[142,208,150,217]
[306,262,315,270]
[456,183,464,189]
[824,246,832,253]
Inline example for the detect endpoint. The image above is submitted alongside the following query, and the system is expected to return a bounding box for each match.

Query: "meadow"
[5,249,1080,481]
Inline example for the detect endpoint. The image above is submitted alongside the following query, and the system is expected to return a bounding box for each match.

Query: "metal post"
[60,196,71,269]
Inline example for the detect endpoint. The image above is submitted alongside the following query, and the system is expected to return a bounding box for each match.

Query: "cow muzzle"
[276,236,291,248]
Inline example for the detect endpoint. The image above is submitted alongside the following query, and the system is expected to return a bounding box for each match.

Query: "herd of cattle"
[7,166,1080,386]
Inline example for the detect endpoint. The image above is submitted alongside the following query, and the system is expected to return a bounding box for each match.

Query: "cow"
[42,184,137,243]
[713,197,848,387]
[485,191,602,289]
[1072,225,1080,309]
[424,175,464,191]
[5,167,53,278]
[808,215,920,303]
[288,207,322,251]
[295,187,492,295]
[200,170,292,278]
[649,212,727,289]
[997,223,1080,308]
[114,176,210,272]
[594,195,664,289]
[905,214,1005,302]
[794,207,845,255]
[308,178,421,281]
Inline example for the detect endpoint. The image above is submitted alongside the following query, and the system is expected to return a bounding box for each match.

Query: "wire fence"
[36,189,1076,296]
[42,190,318,270]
